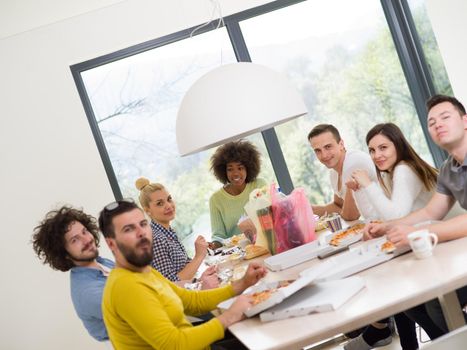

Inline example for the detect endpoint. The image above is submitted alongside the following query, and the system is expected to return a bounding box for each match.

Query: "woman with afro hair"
[209,140,266,247]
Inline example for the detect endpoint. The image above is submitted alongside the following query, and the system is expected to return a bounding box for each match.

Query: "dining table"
[226,232,467,350]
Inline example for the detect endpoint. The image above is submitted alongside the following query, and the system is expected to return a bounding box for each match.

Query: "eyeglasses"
[104,198,135,211]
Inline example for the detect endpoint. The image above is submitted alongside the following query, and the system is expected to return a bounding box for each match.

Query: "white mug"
[408,229,438,259]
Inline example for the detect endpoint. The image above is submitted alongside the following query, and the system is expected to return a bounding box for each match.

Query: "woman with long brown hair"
[346,123,440,350]
[350,122,437,221]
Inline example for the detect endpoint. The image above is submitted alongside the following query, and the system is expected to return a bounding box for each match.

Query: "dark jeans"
[394,313,418,350]
[405,302,450,340]
[373,315,418,350]
[211,329,249,350]
[193,315,248,350]
[425,285,467,333]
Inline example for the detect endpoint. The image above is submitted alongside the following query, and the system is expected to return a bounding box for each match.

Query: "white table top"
[228,236,467,350]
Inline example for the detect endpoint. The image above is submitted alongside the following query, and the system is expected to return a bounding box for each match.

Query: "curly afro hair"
[32,206,100,272]
[210,140,261,184]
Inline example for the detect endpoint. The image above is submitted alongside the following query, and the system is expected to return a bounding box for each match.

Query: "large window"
[80,29,275,250]
[407,0,453,95]
[73,0,451,251]
[240,0,434,204]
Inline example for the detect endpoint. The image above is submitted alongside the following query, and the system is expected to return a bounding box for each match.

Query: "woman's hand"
[217,294,253,328]
[200,266,219,289]
[232,262,267,295]
[363,221,388,240]
[194,236,208,259]
[351,169,372,188]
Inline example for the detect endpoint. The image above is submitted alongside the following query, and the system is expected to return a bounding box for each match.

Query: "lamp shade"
[176,62,307,156]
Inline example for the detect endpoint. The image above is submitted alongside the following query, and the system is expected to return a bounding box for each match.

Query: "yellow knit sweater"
[103,268,235,350]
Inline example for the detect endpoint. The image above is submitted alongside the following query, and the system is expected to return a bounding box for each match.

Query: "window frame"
[70,0,448,200]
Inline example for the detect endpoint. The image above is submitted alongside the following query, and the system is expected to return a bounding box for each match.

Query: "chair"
[422,325,467,349]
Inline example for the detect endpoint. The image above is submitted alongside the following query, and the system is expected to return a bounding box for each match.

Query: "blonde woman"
[135,177,218,289]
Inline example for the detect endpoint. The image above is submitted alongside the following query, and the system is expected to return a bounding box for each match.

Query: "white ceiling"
[0,0,126,40]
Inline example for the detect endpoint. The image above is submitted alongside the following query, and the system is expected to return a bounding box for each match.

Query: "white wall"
[426,0,467,103]
[0,1,270,349]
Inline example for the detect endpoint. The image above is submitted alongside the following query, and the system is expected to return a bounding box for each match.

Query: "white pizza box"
[263,223,365,272]
[263,240,329,271]
[217,261,334,317]
[259,276,365,322]
[307,245,393,282]
[303,235,412,282]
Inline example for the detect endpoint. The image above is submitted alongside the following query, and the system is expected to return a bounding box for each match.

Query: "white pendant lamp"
[176,62,307,156]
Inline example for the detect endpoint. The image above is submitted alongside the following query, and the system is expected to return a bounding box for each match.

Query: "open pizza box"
[307,237,410,282]
[217,261,334,317]
[263,222,365,271]
[259,276,365,322]
[263,240,331,271]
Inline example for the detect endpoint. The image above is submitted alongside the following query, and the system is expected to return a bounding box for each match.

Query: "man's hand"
[194,236,208,259]
[363,222,389,240]
[345,179,360,192]
[217,294,253,328]
[200,266,219,290]
[232,262,267,295]
[351,169,372,188]
[387,225,416,248]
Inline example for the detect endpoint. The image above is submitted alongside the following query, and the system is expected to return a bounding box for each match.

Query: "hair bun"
[135,177,150,191]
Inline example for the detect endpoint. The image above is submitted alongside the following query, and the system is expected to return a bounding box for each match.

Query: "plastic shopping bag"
[270,184,316,254]
[244,187,274,253]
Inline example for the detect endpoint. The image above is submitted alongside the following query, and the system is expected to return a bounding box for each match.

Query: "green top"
[209,178,267,242]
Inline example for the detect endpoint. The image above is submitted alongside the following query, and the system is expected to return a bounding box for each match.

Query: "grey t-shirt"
[436,155,467,210]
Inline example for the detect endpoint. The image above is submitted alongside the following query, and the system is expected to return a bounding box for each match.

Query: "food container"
[323,213,342,232]
[217,264,329,317]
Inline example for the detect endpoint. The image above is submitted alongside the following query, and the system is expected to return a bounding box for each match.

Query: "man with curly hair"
[209,140,267,246]
[32,206,114,342]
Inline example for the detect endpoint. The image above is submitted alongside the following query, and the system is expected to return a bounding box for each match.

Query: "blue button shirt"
[70,256,114,341]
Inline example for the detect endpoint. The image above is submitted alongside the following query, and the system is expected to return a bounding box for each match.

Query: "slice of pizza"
[381,240,396,253]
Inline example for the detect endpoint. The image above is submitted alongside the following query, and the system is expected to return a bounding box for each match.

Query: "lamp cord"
[190,0,225,39]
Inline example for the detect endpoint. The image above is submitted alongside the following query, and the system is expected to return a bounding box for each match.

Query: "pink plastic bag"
[270,184,316,254]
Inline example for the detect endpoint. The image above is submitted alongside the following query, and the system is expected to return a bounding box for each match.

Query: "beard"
[117,237,153,268]
[69,244,99,263]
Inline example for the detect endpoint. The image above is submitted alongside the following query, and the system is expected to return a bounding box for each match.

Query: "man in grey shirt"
[366,94,467,333]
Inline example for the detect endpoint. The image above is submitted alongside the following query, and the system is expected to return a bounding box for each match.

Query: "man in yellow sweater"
[98,199,267,350]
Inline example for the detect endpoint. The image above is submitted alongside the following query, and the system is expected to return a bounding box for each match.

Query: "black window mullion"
[381,0,447,167]
[71,69,123,200]
[226,21,295,194]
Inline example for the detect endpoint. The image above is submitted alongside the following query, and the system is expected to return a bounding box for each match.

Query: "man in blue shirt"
[32,206,114,341]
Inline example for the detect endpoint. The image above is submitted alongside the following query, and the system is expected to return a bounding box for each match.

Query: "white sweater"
[330,149,377,220]
[358,163,433,221]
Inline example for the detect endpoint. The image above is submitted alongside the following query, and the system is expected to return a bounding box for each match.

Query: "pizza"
[329,223,366,246]
[227,234,245,247]
[250,280,294,305]
[244,244,269,260]
[381,240,396,253]
[251,289,276,305]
